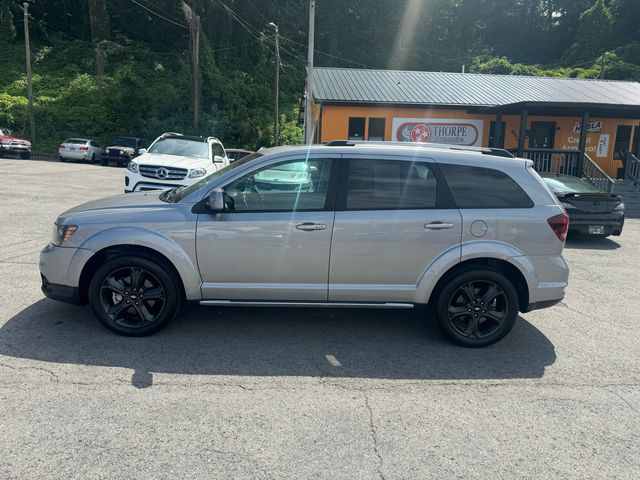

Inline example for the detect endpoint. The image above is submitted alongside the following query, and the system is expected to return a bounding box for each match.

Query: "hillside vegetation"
[1,0,640,153]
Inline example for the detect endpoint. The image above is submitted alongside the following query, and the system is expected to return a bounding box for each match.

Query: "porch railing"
[517,149,580,176]
[582,153,615,193]
[515,148,615,193]
[626,153,640,184]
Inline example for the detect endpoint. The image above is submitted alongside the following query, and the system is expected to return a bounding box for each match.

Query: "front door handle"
[296,222,327,231]
[424,222,454,230]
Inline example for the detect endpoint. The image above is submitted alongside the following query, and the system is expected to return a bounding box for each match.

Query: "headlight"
[127,161,139,173]
[614,202,625,211]
[188,168,206,178]
[0,140,10,145]
[52,224,78,246]
[560,201,577,210]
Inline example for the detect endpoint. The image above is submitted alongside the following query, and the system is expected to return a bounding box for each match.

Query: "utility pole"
[269,22,280,146]
[304,0,315,144]
[23,2,36,145]
[182,1,201,131]
[600,52,608,80]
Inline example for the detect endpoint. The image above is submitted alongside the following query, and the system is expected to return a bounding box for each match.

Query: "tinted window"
[224,159,333,211]
[212,142,225,158]
[439,164,533,208]
[148,138,209,158]
[348,117,365,140]
[346,159,438,210]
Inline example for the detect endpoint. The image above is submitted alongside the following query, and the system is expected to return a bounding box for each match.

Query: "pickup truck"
[0,128,32,159]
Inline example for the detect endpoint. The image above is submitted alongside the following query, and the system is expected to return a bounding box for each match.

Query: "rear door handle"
[424,222,454,230]
[296,222,327,231]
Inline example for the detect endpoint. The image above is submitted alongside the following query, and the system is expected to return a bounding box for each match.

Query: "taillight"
[59,144,65,149]
[547,213,569,242]
[79,146,89,151]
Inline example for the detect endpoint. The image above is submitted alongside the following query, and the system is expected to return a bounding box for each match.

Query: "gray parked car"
[40,142,569,347]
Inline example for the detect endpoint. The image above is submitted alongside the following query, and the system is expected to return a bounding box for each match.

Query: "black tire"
[20,152,31,159]
[88,255,182,336]
[90,153,96,163]
[435,268,519,348]
[100,156,108,166]
[59,156,65,162]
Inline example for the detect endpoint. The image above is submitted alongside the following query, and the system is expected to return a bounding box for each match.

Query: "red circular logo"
[410,124,431,143]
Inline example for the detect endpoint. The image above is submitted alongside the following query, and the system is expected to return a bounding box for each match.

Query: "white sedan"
[58,138,102,163]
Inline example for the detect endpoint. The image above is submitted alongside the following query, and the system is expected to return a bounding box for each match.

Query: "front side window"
[223,159,333,211]
[438,163,533,208]
[346,159,438,210]
[211,142,225,158]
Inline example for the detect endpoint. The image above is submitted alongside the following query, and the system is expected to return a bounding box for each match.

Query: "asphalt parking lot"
[0,158,638,479]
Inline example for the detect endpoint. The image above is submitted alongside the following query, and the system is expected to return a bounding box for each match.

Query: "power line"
[137,0,185,24]
[126,0,188,29]
[279,35,375,69]
[208,0,264,41]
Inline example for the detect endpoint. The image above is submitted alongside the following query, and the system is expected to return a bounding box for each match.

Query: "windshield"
[148,137,209,158]
[170,152,263,202]
[542,176,602,194]
[111,137,138,148]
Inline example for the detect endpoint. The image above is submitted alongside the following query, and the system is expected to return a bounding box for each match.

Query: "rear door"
[328,155,462,303]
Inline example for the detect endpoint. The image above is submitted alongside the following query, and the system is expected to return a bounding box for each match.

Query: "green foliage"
[2,1,640,153]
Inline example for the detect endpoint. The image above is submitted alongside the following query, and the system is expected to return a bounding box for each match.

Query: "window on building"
[438,164,533,209]
[367,118,385,141]
[348,117,366,140]
[489,121,506,148]
[345,159,438,210]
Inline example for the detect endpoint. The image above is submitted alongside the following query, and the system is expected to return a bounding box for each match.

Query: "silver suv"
[40,143,569,347]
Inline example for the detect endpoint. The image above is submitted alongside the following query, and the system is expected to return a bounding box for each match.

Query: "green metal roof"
[313,67,640,109]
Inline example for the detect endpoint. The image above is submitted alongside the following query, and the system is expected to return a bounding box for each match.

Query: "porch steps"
[615,180,640,218]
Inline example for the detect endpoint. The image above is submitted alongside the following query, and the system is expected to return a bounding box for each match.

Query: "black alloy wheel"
[88,256,182,336]
[435,269,518,347]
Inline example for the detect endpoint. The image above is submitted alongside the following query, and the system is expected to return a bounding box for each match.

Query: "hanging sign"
[596,134,610,158]
[573,121,602,133]
[392,118,483,146]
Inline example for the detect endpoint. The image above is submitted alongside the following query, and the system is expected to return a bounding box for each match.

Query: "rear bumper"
[567,212,624,236]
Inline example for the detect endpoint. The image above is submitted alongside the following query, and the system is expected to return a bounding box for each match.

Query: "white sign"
[392,117,484,146]
[573,121,602,133]
[596,134,610,158]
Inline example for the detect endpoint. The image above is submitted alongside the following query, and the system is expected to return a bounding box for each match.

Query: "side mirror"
[138,148,147,155]
[206,188,225,212]
[213,155,225,163]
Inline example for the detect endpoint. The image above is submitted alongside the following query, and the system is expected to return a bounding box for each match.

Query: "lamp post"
[268,22,280,146]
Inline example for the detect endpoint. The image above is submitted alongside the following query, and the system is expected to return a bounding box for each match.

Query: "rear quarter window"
[438,163,533,209]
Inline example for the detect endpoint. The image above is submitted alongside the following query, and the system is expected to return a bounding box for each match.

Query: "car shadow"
[0,299,556,386]
[565,235,621,250]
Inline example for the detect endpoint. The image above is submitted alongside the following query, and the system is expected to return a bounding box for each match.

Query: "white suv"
[124,133,229,192]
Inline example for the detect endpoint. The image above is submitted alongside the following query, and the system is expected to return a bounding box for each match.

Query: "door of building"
[529,122,556,149]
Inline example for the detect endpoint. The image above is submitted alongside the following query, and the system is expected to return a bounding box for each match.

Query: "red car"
[226,148,254,163]
[0,128,32,159]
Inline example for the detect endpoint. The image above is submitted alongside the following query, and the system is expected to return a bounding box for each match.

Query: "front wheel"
[435,269,519,347]
[20,152,31,159]
[88,256,182,336]
[100,156,108,166]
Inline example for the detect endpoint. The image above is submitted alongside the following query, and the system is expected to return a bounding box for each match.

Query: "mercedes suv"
[40,142,569,347]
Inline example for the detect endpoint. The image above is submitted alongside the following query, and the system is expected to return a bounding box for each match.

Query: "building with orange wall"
[311,68,640,179]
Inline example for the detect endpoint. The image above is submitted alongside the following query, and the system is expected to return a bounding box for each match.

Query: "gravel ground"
[0,158,638,479]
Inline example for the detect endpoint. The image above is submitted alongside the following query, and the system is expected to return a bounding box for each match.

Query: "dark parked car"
[101,137,146,166]
[542,174,624,237]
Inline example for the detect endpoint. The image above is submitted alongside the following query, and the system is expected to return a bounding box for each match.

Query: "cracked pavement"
[0,159,638,479]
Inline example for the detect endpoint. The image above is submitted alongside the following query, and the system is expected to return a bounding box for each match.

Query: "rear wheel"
[88,256,182,336]
[59,156,65,162]
[435,269,519,347]
[90,153,96,163]
[20,152,31,159]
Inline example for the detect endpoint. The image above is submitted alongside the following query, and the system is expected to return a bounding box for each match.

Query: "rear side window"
[346,159,438,210]
[438,164,533,208]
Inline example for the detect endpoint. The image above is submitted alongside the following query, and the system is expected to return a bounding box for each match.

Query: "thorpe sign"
[392,118,484,146]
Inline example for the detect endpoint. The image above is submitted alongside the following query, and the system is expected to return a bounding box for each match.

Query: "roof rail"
[324,140,514,158]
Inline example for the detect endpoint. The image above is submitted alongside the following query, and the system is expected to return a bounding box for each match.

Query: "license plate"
[589,225,604,235]
[69,147,76,151]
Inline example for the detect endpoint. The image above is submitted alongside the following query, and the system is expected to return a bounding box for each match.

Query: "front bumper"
[39,244,94,304]
[1,145,31,154]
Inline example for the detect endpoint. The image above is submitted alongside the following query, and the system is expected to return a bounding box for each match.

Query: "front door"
[529,121,556,149]
[328,156,462,303]
[196,156,338,301]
